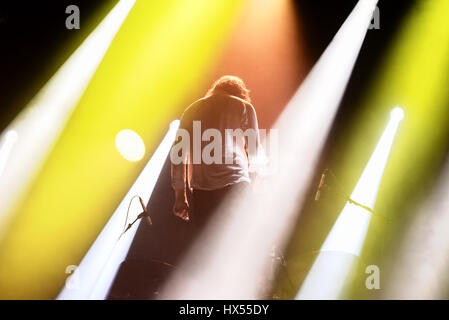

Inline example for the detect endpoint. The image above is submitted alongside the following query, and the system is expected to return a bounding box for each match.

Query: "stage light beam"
[0,0,247,299]
[0,0,136,239]
[296,108,404,299]
[161,0,379,299]
[331,0,449,299]
[390,107,404,122]
[0,130,18,177]
[57,121,179,300]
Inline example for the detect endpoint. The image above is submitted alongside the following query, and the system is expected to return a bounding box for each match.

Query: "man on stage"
[170,75,262,229]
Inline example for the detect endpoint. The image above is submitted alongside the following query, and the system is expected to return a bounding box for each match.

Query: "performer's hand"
[173,194,190,222]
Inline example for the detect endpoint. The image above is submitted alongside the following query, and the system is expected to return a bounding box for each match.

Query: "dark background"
[0,1,414,133]
[0,1,118,130]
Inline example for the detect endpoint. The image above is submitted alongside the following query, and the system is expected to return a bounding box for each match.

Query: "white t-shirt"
[171,93,261,191]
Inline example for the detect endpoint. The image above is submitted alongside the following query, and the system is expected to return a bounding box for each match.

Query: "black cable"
[123,195,141,232]
[119,195,149,239]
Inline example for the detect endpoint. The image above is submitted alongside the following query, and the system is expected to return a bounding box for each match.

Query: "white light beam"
[297,108,404,299]
[57,120,179,300]
[0,0,136,240]
[161,0,379,299]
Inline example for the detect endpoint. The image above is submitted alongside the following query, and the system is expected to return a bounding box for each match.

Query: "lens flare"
[115,129,145,162]
[58,121,179,300]
[390,107,404,122]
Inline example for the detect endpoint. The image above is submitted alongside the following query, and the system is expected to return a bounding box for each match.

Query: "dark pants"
[192,182,250,231]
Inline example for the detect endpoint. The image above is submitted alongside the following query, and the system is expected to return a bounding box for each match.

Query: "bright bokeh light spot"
[58,120,180,300]
[390,107,404,122]
[170,119,180,130]
[115,129,145,162]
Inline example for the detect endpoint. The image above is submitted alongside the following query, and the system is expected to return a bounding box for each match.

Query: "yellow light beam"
[296,108,404,300]
[57,121,179,300]
[0,0,136,240]
[328,0,449,299]
[0,0,246,299]
[336,0,449,226]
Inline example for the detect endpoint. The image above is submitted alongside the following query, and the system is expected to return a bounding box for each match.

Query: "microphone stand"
[318,169,391,222]
[120,195,152,239]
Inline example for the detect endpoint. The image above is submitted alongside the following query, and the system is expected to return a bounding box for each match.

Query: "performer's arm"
[171,162,189,221]
[170,115,190,221]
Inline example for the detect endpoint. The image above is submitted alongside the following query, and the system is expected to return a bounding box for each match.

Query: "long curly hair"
[206,75,251,103]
